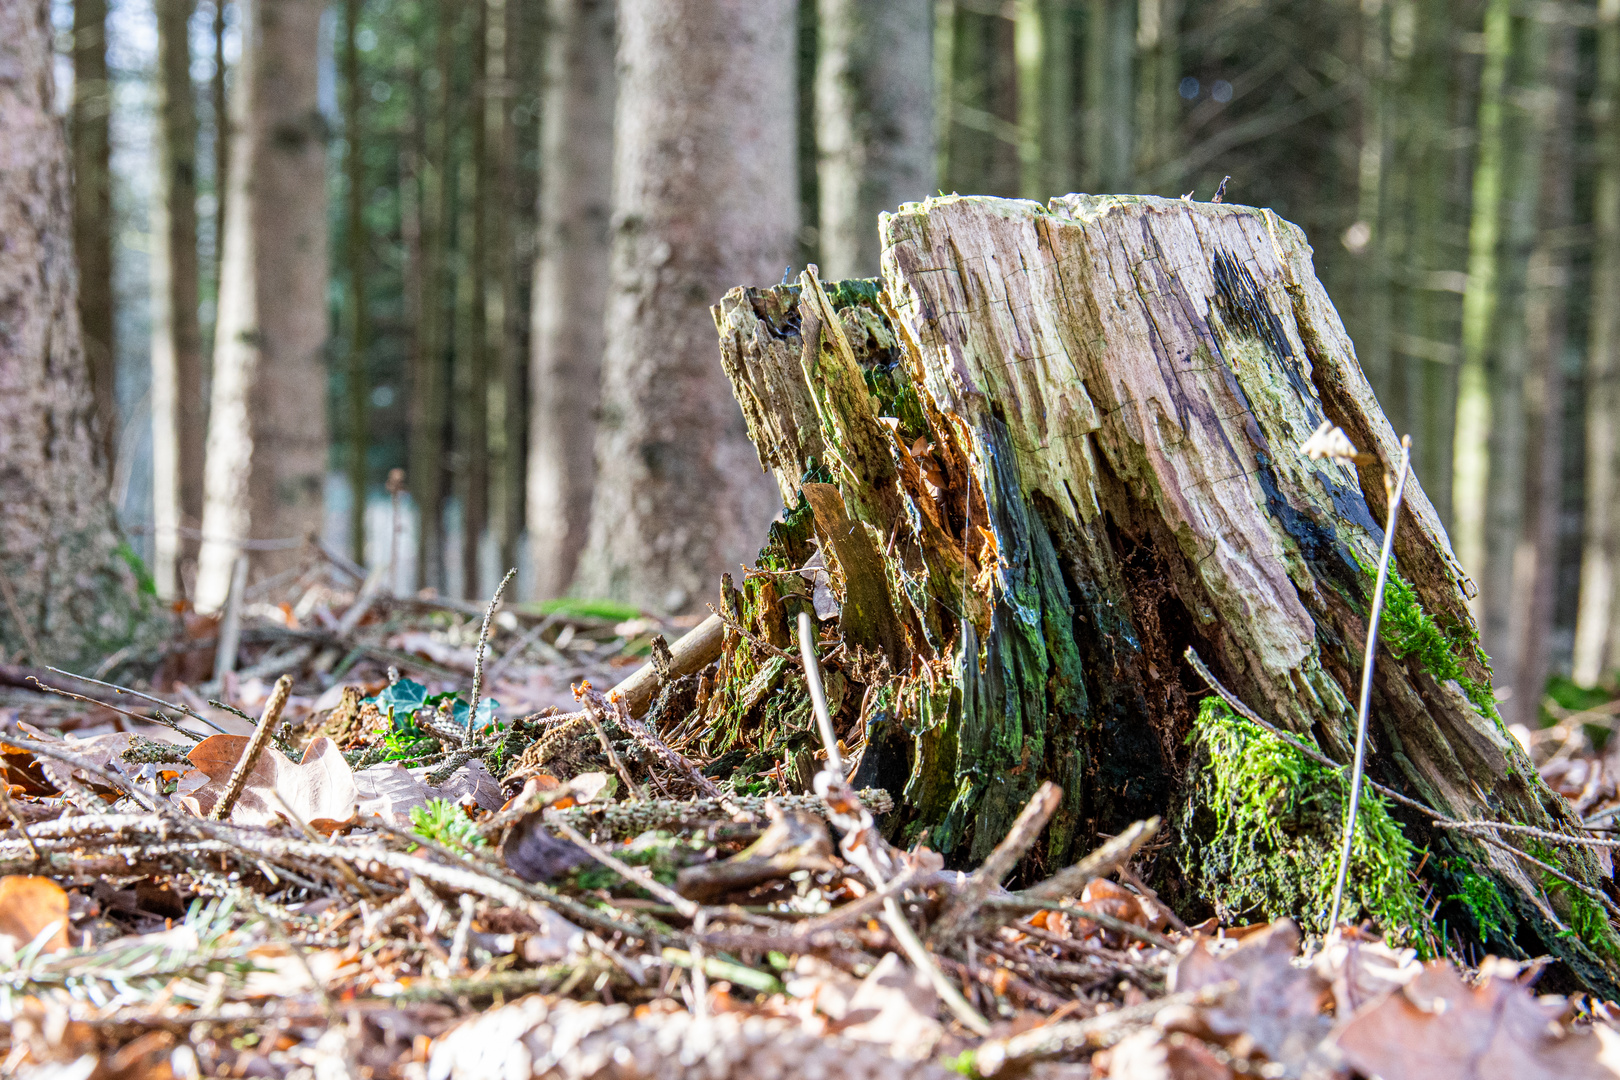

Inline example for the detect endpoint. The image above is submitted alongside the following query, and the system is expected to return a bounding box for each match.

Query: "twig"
[798,612,842,774]
[468,568,516,735]
[211,675,292,820]
[1021,818,1161,903]
[446,894,475,974]
[930,781,1062,946]
[26,676,206,740]
[553,820,699,919]
[982,895,1177,950]
[581,693,644,801]
[706,603,800,666]
[0,735,163,814]
[213,554,249,679]
[47,666,232,735]
[797,598,990,1036]
[1330,434,1412,930]
[972,980,1239,1075]
[0,781,40,861]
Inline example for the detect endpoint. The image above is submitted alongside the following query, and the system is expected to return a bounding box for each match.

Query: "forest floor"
[3,546,1620,1079]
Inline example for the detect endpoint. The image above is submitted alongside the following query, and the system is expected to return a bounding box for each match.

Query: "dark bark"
[72,0,116,473]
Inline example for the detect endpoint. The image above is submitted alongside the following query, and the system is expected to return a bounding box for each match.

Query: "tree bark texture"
[196,0,330,610]
[573,0,794,612]
[712,195,1619,992]
[456,0,490,599]
[0,0,145,665]
[72,0,117,473]
[814,0,935,279]
[528,0,614,599]
[151,0,206,601]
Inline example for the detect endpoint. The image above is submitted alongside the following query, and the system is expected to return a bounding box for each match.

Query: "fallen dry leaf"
[835,952,945,1060]
[418,757,505,811]
[0,875,71,953]
[1332,960,1620,1080]
[182,734,358,831]
[355,762,433,824]
[1099,1027,1232,1080]
[1169,920,1332,1071]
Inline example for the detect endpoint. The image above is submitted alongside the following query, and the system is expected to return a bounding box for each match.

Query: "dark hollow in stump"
[707,194,1618,992]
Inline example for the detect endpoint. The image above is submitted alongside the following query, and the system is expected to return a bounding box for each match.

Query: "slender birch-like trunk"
[151,0,206,600]
[1452,0,1510,602]
[195,0,330,610]
[72,0,117,471]
[1575,0,1620,687]
[574,0,794,610]
[815,0,935,278]
[527,0,615,598]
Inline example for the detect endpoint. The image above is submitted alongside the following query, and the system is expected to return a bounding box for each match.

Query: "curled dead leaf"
[183,734,358,832]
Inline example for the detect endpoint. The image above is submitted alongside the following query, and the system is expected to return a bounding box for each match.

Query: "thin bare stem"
[468,568,516,734]
[797,611,842,775]
[49,666,230,734]
[211,675,292,821]
[1329,436,1412,930]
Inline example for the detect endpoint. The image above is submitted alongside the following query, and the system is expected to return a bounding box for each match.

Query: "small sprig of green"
[410,798,485,854]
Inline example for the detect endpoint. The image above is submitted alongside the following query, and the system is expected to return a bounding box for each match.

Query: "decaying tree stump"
[708,194,1618,991]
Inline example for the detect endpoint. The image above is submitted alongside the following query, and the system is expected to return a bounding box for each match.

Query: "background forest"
[58,0,1620,730]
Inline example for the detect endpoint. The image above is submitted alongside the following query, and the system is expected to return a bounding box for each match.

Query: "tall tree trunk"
[1082,0,1133,192]
[456,0,489,598]
[195,0,331,610]
[409,0,457,594]
[1397,0,1459,526]
[1351,0,1396,429]
[488,0,524,583]
[1014,0,1076,200]
[151,0,206,601]
[715,194,1620,994]
[72,0,117,473]
[0,0,145,664]
[1479,9,1552,690]
[1575,0,1620,688]
[815,0,935,278]
[212,0,229,312]
[1133,0,1180,187]
[1511,19,1574,730]
[1452,0,1510,603]
[527,0,614,599]
[938,4,1019,198]
[574,0,795,611]
[344,0,370,565]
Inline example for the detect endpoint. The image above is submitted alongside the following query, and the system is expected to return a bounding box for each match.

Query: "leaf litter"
[3,546,1620,1077]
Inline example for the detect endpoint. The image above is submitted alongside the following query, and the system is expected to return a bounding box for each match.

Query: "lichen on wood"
[709,193,1619,990]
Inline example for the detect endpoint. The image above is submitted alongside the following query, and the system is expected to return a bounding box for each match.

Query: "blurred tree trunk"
[409,0,457,594]
[456,0,489,598]
[1452,0,1510,608]
[344,0,371,565]
[1575,0,1620,688]
[488,0,524,583]
[1014,0,1076,200]
[1082,0,1133,192]
[1478,8,1552,689]
[815,0,935,278]
[527,0,614,598]
[1133,0,1179,187]
[574,0,794,611]
[1398,0,1460,527]
[72,0,117,472]
[1511,19,1574,730]
[212,0,228,306]
[0,0,145,664]
[1351,0,1395,427]
[195,0,330,609]
[151,0,205,601]
[938,4,1019,197]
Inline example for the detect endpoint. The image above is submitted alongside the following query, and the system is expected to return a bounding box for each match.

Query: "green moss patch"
[1182,697,1432,950]
[1382,572,1497,719]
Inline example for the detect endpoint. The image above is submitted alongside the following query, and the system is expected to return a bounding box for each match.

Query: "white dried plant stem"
[1328,438,1412,930]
